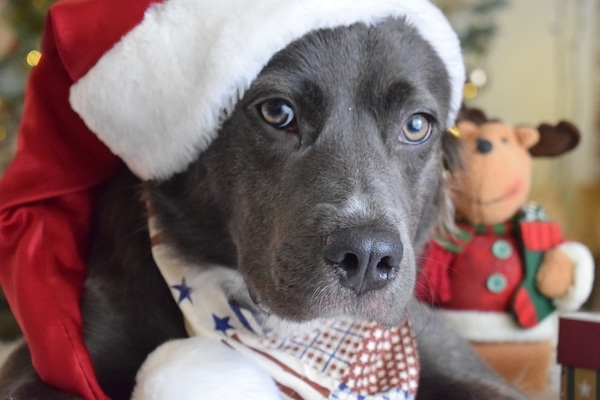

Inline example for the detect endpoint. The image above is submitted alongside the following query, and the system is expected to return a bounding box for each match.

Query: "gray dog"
[0,1,527,399]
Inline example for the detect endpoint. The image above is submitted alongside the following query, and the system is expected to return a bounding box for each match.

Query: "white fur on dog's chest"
[136,216,419,399]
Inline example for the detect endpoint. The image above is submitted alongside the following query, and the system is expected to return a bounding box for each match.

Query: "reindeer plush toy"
[417,107,595,394]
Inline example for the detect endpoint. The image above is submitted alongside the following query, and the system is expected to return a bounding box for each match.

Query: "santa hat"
[70,0,464,180]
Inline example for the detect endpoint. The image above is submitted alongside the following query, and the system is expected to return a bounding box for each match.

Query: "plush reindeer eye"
[258,99,296,129]
[399,113,432,144]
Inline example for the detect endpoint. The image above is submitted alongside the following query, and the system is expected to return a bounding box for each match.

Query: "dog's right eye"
[258,99,297,130]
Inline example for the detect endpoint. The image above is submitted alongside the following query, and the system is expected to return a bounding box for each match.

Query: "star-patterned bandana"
[148,214,419,400]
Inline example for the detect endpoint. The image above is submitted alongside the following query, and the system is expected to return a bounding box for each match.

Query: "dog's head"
[146,19,459,327]
[71,1,463,328]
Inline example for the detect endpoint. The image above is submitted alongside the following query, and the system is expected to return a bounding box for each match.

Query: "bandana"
[148,213,419,399]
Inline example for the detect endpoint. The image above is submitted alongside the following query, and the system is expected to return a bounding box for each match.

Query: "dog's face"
[150,18,454,327]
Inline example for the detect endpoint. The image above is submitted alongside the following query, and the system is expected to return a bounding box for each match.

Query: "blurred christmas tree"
[0,0,54,174]
[0,0,54,341]
[433,0,510,99]
[434,0,509,57]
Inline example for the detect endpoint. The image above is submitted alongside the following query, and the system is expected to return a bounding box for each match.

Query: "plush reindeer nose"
[476,138,493,154]
[324,228,403,294]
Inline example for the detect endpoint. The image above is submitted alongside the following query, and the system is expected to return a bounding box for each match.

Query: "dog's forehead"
[249,18,450,113]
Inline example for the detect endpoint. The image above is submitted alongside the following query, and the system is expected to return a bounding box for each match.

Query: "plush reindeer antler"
[457,106,489,125]
[529,121,581,157]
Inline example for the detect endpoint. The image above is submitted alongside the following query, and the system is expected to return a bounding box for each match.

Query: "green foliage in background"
[0,0,55,172]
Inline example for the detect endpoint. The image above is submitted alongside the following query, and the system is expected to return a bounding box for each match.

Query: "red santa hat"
[70,0,465,181]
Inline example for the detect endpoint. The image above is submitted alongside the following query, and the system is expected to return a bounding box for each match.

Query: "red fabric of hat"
[0,0,159,397]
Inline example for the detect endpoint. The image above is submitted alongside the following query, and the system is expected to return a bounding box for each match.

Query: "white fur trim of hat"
[70,0,464,180]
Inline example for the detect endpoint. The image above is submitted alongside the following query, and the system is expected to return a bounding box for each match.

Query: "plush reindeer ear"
[529,121,581,157]
[515,126,540,150]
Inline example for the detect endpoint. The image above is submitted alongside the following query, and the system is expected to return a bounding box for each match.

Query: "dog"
[0,11,526,400]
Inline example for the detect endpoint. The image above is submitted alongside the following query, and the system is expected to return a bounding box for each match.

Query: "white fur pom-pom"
[131,337,281,400]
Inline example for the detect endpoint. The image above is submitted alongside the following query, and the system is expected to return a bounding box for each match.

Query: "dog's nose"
[324,228,403,295]
[476,138,493,154]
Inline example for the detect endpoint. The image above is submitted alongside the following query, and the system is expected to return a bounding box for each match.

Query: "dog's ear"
[529,121,581,157]
[441,129,463,173]
[438,130,461,233]
[436,178,458,236]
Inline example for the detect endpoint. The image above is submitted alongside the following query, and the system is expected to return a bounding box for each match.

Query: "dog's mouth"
[252,285,412,328]
[241,254,415,328]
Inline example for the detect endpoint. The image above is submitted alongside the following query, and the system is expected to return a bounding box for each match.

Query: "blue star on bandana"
[171,277,193,304]
[213,314,234,334]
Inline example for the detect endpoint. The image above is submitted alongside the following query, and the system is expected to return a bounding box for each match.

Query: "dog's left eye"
[258,99,296,130]
[399,114,432,144]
